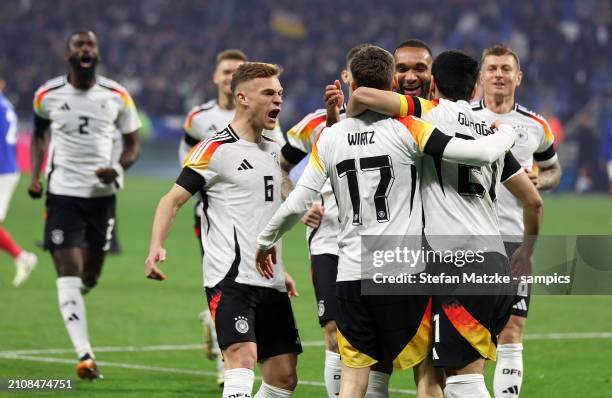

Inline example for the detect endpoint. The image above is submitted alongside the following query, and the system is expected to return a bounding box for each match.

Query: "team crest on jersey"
[271,151,280,167]
[51,229,64,245]
[234,316,249,334]
[514,125,529,144]
[317,300,325,317]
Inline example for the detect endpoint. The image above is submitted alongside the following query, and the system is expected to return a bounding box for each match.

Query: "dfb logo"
[503,368,522,377]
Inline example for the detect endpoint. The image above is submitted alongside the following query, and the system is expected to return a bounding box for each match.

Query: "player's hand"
[27,179,43,199]
[145,247,167,281]
[95,167,119,184]
[525,168,540,189]
[324,80,344,126]
[301,203,325,228]
[255,245,277,279]
[284,272,299,298]
[510,245,532,279]
[490,119,507,130]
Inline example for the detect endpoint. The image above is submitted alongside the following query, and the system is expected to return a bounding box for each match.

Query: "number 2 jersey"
[33,75,141,198]
[401,97,522,254]
[177,126,287,291]
[472,101,556,241]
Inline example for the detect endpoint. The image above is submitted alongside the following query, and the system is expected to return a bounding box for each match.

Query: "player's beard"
[68,54,98,81]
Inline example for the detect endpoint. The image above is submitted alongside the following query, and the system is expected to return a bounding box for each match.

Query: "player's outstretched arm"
[503,169,544,278]
[440,122,517,166]
[145,184,192,281]
[28,115,50,199]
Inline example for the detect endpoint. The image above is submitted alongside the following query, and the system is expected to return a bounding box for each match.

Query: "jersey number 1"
[336,155,395,225]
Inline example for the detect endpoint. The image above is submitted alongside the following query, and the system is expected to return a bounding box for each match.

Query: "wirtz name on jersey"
[457,112,493,136]
[348,131,376,146]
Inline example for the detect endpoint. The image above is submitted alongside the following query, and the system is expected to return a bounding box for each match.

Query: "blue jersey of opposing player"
[0,93,18,174]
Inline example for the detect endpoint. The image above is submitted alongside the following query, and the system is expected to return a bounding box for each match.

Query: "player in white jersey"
[146,63,301,398]
[256,46,517,398]
[28,31,141,380]
[279,43,375,398]
[475,44,561,398]
[346,50,544,397]
[182,49,287,386]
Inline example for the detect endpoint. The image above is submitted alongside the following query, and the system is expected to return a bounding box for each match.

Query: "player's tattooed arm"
[280,154,295,200]
[503,168,543,278]
[145,184,192,281]
[28,115,51,199]
[529,159,561,190]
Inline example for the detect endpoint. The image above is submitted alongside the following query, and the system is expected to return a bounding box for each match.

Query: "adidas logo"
[237,159,254,171]
[59,102,70,111]
[67,313,80,322]
[513,299,528,311]
[502,385,519,395]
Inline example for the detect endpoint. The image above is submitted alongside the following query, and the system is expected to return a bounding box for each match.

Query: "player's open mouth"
[401,86,422,96]
[493,81,505,88]
[79,55,94,68]
[268,109,280,120]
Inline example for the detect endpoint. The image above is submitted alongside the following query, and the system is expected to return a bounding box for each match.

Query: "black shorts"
[311,254,339,327]
[430,252,514,369]
[206,278,302,361]
[335,281,432,370]
[44,193,116,252]
[504,241,531,318]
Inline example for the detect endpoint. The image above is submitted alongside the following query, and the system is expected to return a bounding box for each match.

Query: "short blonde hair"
[481,44,521,70]
[231,62,281,94]
[216,49,248,66]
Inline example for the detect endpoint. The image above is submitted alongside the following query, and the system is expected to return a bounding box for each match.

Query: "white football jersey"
[472,101,556,241]
[297,111,448,281]
[179,126,286,290]
[34,75,141,198]
[282,108,346,256]
[179,100,285,165]
[403,97,522,254]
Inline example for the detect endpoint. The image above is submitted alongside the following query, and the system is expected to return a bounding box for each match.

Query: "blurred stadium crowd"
[1,0,611,190]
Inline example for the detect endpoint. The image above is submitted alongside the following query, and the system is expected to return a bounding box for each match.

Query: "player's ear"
[516,69,523,88]
[235,91,248,106]
[212,70,220,86]
[429,76,436,98]
[341,69,349,85]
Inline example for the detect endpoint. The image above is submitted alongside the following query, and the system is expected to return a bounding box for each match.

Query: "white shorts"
[0,173,20,222]
[607,160,612,182]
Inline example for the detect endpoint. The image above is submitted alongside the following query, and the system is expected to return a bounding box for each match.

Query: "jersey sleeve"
[501,152,523,183]
[33,86,51,119]
[183,106,205,144]
[532,115,557,167]
[398,95,438,118]
[281,112,326,165]
[115,89,141,134]
[178,138,222,192]
[296,128,329,193]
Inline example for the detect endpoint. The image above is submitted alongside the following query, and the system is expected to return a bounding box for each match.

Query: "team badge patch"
[51,229,64,245]
[234,316,249,334]
[318,300,325,317]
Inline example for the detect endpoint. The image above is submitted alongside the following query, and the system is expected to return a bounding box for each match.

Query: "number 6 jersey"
[33,75,141,198]
[177,126,287,291]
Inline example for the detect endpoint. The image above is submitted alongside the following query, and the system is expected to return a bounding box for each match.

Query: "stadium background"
[1,0,611,396]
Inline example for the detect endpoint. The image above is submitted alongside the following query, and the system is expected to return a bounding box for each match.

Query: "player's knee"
[499,316,525,343]
[324,321,339,352]
[223,342,257,369]
[270,366,298,391]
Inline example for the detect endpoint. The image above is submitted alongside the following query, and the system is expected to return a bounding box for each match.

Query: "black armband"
[533,145,556,162]
[501,152,522,182]
[423,128,452,157]
[176,167,205,194]
[281,143,307,165]
[183,132,200,147]
[33,114,51,136]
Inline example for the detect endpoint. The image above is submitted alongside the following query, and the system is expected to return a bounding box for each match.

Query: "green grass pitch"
[1,177,611,397]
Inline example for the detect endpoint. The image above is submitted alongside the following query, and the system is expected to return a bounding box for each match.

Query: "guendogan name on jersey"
[457,112,493,136]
